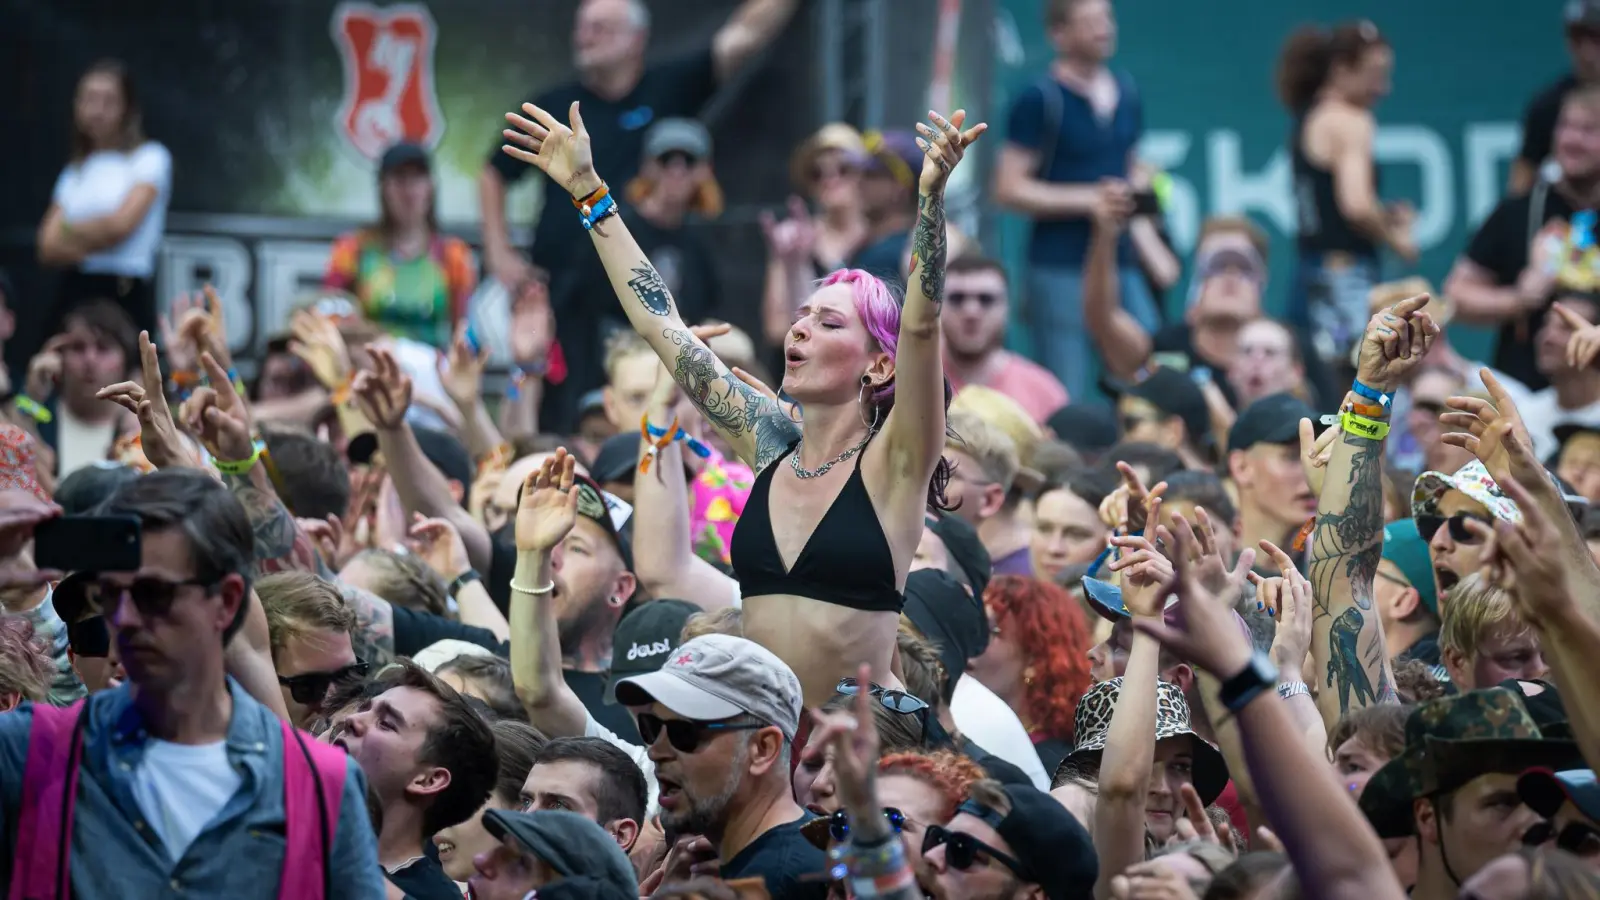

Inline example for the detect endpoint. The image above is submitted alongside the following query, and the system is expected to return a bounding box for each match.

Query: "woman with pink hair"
[504,103,986,703]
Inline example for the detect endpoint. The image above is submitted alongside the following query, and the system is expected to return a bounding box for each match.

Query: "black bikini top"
[730,440,903,613]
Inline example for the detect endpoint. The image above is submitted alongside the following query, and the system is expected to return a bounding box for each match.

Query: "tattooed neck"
[909,191,949,309]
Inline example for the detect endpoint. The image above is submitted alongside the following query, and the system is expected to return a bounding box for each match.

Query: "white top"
[54,406,117,481]
[950,674,1050,789]
[130,738,243,862]
[52,142,172,278]
[1504,381,1600,462]
[385,336,455,433]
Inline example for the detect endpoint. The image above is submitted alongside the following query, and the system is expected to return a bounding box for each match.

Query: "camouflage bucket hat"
[1058,677,1229,806]
[1358,688,1580,837]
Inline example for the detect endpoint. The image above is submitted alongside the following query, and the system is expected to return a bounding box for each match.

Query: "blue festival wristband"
[1350,379,1393,408]
[579,193,618,231]
[645,423,712,458]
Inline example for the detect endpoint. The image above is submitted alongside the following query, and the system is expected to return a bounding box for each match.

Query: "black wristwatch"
[1217,652,1280,713]
[449,569,482,598]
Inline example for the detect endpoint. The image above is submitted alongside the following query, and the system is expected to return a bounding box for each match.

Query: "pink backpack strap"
[10,700,88,900]
[277,720,348,900]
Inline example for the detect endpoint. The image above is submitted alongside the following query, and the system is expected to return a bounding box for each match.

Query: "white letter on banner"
[1208,130,1294,235]
[1375,126,1453,250]
[1140,130,1200,253]
[158,235,253,352]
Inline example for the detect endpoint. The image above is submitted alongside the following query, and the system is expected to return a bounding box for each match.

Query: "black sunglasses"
[636,713,765,754]
[278,661,371,706]
[1416,513,1489,544]
[1524,819,1600,857]
[827,807,906,843]
[655,150,700,168]
[835,679,931,732]
[83,576,219,619]
[948,291,1001,309]
[922,825,1027,877]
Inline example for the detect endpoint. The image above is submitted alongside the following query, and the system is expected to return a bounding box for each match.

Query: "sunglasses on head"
[922,825,1027,877]
[813,161,859,182]
[636,712,766,754]
[1524,819,1600,857]
[655,150,699,168]
[835,678,930,729]
[948,291,1001,309]
[827,807,905,843]
[81,576,219,619]
[1415,512,1490,544]
[277,661,371,706]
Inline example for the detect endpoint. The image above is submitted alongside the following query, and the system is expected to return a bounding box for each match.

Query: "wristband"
[639,415,679,474]
[1339,411,1390,441]
[449,569,482,598]
[644,422,713,458]
[509,579,555,595]
[1344,398,1387,419]
[578,193,618,231]
[571,182,610,210]
[212,441,264,476]
[506,367,527,400]
[13,396,51,424]
[1277,682,1310,700]
[1350,379,1394,409]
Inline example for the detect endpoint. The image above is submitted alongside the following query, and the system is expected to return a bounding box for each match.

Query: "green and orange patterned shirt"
[323,230,476,348]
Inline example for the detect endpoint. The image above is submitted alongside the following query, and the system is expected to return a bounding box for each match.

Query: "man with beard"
[329,659,498,899]
[921,779,1096,900]
[0,470,384,897]
[616,633,824,899]
[941,255,1068,423]
[1358,688,1581,900]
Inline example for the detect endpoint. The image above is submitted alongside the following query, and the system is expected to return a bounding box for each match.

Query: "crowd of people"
[9,0,1600,898]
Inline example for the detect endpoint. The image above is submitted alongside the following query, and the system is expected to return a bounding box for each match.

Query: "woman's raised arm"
[881,110,985,486]
[502,101,799,470]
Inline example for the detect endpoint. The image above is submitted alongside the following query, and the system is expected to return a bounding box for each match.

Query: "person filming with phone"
[0,470,385,898]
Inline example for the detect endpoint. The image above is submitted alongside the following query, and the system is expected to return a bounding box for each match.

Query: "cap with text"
[614,634,803,741]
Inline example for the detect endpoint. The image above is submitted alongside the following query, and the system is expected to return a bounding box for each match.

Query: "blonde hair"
[603,330,655,384]
[950,386,1044,470]
[348,549,451,618]
[681,607,742,640]
[1439,573,1532,663]
[946,409,1020,494]
[258,571,357,663]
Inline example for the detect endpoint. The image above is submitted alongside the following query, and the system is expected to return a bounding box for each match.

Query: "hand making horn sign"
[501,102,984,703]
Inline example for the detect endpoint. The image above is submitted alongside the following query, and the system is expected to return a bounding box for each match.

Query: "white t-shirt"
[130,738,243,862]
[1506,383,1600,462]
[52,142,172,278]
[54,406,117,481]
[950,675,1050,789]
[384,336,455,433]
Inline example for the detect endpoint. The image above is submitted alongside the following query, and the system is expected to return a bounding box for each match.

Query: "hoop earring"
[858,376,881,431]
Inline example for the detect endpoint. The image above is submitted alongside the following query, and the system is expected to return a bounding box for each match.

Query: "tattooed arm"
[222,466,321,574]
[584,212,799,470]
[334,581,396,666]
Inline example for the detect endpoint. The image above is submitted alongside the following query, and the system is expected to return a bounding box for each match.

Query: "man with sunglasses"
[922,778,1095,900]
[1412,460,1524,600]
[614,633,826,899]
[942,255,1068,424]
[259,570,367,729]
[1518,768,1600,868]
[0,469,386,897]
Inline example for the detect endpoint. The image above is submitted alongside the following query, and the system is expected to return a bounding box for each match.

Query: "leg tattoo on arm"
[627,264,673,317]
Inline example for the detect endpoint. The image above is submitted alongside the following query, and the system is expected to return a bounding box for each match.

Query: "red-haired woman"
[968,574,1094,774]
[37,59,172,337]
[1277,21,1414,368]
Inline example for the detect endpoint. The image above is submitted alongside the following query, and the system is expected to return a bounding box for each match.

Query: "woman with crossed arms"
[502,101,984,703]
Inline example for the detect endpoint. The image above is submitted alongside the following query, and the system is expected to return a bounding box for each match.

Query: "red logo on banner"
[331,2,444,160]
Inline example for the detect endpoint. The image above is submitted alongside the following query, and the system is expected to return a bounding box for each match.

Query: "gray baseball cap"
[614,634,803,741]
[644,118,712,161]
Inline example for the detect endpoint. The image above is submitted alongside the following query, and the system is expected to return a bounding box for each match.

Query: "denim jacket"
[0,677,386,898]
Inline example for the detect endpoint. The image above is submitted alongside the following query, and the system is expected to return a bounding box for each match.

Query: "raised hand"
[803,663,884,830]
[509,282,554,366]
[350,346,413,430]
[1464,473,1591,630]
[179,353,257,463]
[1298,417,1338,498]
[440,320,488,411]
[1132,525,1258,679]
[1354,293,1440,391]
[913,109,987,195]
[759,196,817,266]
[408,513,472,582]
[502,101,602,200]
[1251,539,1314,676]
[1099,460,1168,535]
[1554,301,1600,370]
[0,491,62,585]
[288,309,353,392]
[24,334,71,402]
[1160,507,1231,596]
[96,331,191,469]
[516,448,579,553]
[1439,369,1543,490]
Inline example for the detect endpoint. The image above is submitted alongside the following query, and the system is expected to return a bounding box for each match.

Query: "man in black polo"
[1510,0,1600,195]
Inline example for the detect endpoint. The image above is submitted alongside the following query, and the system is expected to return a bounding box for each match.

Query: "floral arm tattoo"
[907,190,949,313]
[1309,428,1399,716]
[335,582,396,665]
[222,467,320,574]
[662,326,801,472]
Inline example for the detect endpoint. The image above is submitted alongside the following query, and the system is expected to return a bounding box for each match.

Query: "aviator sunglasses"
[636,712,765,753]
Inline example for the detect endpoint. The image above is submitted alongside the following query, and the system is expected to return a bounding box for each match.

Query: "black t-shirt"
[550,213,724,406]
[569,668,642,743]
[1519,74,1579,168]
[1149,322,1337,412]
[720,814,829,900]
[1463,186,1588,389]
[488,50,719,286]
[386,854,461,900]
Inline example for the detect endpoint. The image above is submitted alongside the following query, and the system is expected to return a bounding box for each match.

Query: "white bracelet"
[1277,682,1310,700]
[510,580,555,595]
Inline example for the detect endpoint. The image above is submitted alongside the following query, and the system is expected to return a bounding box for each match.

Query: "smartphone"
[1132,190,1161,216]
[463,323,482,356]
[34,516,142,573]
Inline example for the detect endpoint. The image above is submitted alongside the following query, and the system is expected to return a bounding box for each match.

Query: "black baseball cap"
[379,141,431,174]
[902,569,989,697]
[572,472,633,570]
[1228,392,1322,453]
[1045,403,1120,459]
[926,512,992,600]
[347,427,473,502]
[1108,369,1210,447]
[953,785,1097,900]
[591,434,640,486]
[605,598,702,703]
[52,573,110,658]
[482,809,637,900]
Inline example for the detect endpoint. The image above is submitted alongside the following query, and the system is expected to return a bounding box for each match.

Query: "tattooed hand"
[1354,293,1439,391]
[912,109,986,195]
[502,101,603,200]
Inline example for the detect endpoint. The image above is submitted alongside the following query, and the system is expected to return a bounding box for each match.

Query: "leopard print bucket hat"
[1054,677,1229,805]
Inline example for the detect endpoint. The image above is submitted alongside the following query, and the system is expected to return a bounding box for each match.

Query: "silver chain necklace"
[789,431,874,479]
